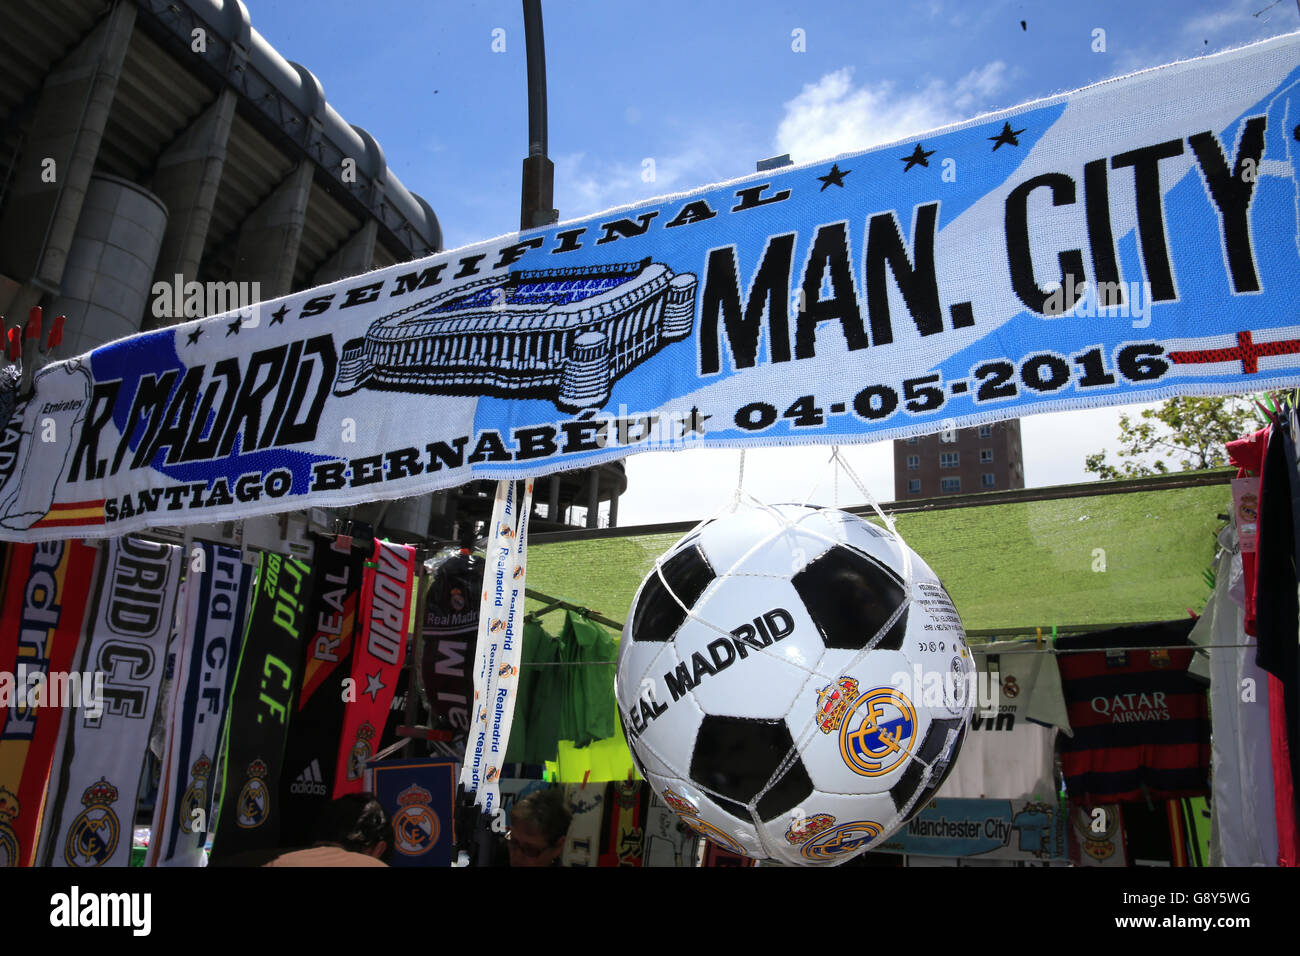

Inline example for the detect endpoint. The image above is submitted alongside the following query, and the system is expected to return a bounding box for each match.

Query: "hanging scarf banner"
[208,552,311,864]
[333,538,416,797]
[148,541,252,866]
[460,479,533,814]
[39,535,181,867]
[0,539,99,866]
[1,34,1298,544]
[422,548,484,759]
[370,757,457,867]
[278,535,365,846]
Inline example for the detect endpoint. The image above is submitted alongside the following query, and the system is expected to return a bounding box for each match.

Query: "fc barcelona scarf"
[149,542,252,866]
[209,552,311,864]
[279,536,364,846]
[333,540,415,796]
[0,539,98,866]
[40,535,181,867]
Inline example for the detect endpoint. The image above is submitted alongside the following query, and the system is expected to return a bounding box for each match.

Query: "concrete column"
[378,494,431,540]
[609,485,619,528]
[145,88,237,328]
[547,475,561,522]
[48,174,168,358]
[585,469,600,529]
[0,1,137,291]
[231,161,313,299]
[312,219,377,285]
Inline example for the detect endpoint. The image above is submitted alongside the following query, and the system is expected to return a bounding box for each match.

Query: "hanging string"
[832,445,840,509]
[731,448,747,512]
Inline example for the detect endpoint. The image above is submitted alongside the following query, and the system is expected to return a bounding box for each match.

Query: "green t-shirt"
[504,621,564,764]
[560,611,618,748]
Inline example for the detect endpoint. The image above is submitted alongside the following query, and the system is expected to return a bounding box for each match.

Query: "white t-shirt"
[937,640,1071,801]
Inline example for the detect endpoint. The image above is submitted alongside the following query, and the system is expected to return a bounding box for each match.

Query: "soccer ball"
[615,503,974,866]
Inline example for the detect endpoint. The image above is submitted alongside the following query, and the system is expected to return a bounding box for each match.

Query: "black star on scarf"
[186,327,202,345]
[816,163,851,191]
[989,121,1026,151]
[679,405,712,437]
[901,143,934,172]
[226,318,242,336]
[270,304,289,325]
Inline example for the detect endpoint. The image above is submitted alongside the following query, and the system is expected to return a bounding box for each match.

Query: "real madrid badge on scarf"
[39,536,181,867]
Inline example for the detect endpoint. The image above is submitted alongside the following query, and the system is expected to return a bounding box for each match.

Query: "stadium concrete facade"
[0,0,626,541]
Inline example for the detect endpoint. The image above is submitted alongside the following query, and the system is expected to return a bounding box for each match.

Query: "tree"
[1084,395,1261,480]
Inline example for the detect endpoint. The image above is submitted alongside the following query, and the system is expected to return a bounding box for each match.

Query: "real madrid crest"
[348,722,377,781]
[829,685,918,777]
[180,754,213,834]
[1073,804,1120,861]
[0,787,21,867]
[236,759,270,829]
[785,811,835,845]
[799,820,884,862]
[815,676,860,734]
[393,783,438,856]
[657,788,744,854]
[661,788,698,817]
[65,777,121,866]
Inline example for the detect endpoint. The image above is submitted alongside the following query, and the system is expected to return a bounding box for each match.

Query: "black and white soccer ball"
[615,503,974,866]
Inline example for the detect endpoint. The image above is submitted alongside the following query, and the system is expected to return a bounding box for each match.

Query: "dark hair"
[314,793,394,860]
[510,788,572,846]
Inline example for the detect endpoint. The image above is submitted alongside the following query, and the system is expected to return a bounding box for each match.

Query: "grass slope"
[526,483,1227,635]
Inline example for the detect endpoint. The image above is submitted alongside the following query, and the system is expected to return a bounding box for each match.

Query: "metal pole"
[520,0,557,230]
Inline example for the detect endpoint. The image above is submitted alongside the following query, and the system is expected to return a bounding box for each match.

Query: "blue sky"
[244,0,1300,524]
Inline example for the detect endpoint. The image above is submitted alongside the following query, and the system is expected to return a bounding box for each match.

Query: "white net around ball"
[625,448,958,862]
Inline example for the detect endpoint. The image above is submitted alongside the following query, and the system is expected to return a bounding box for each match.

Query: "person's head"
[507,788,571,867]
[314,793,394,861]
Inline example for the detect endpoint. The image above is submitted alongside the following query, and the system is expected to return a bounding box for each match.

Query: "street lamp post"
[520,0,558,230]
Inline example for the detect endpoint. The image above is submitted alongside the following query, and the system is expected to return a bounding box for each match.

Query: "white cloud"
[774,61,1010,165]
[552,126,757,225]
[1183,0,1264,39]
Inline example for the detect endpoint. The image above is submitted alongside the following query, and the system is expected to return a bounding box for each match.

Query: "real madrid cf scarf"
[371,757,457,867]
[39,535,181,867]
[0,539,98,867]
[333,539,415,796]
[279,536,364,845]
[149,542,252,866]
[209,552,310,864]
[422,548,483,758]
[461,479,533,815]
